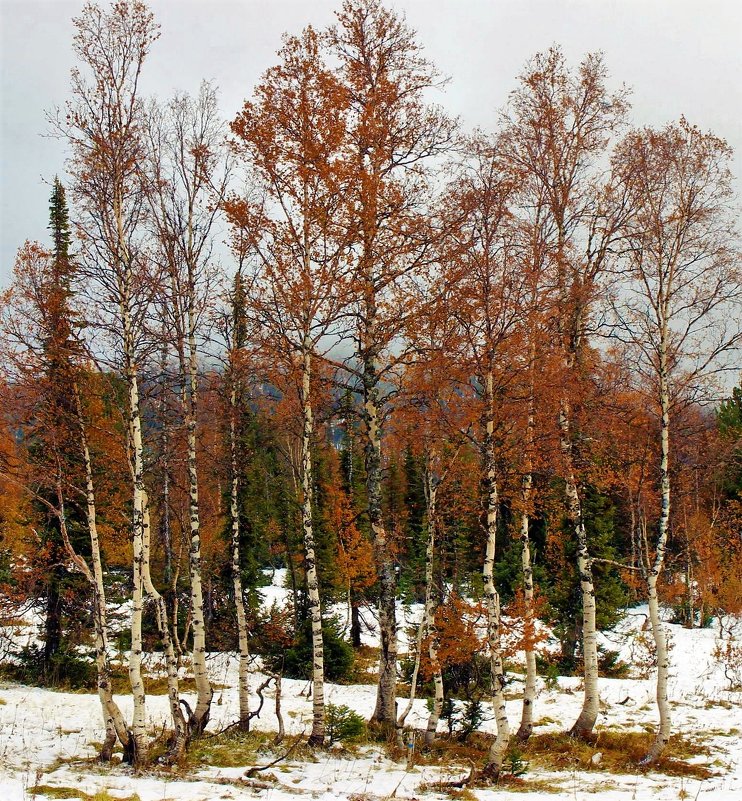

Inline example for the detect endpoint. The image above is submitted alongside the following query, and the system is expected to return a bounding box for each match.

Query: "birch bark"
[229,377,251,730]
[516,350,537,741]
[482,371,510,778]
[364,340,398,730]
[642,335,672,762]
[140,493,189,758]
[124,326,147,764]
[120,223,148,764]
[300,345,326,745]
[52,389,130,761]
[184,268,213,734]
[397,468,437,745]
[76,389,129,759]
[562,391,600,739]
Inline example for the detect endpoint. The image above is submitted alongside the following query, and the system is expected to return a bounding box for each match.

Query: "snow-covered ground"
[1,573,740,801]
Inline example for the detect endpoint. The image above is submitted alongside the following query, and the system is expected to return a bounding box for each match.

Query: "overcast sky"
[1,0,741,289]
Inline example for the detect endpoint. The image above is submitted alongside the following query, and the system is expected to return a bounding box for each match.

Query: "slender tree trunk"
[43,565,62,683]
[300,345,326,745]
[424,468,443,747]
[158,340,173,586]
[425,628,444,747]
[183,268,212,734]
[364,345,398,731]
[360,296,397,730]
[482,371,510,778]
[111,175,148,765]
[642,347,672,763]
[397,470,437,746]
[516,503,538,743]
[273,672,285,744]
[123,306,148,766]
[139,492,189,759]
[517,346,537,742]
[171,539,185,665]
[229,375,251,730]
[73,386,130,760]
[561,392,599,739]
[350,603,362,648]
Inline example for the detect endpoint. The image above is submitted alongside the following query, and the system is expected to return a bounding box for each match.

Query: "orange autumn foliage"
[420,592,484,681]
[321,446,376,597]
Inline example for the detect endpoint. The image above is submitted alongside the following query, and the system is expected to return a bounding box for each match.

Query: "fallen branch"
[172,774,303,794]
[419,761,476,791]
[247,675,274,724]
[244,732,305,778]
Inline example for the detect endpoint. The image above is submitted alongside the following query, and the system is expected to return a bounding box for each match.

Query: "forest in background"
[0,0,741,783]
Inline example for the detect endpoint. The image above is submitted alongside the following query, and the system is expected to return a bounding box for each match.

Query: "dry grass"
[413,727,716,782]
[415,732,494,765]
[349,646,380,685]
[489,774,564,793]
[181,728,273,768]
[182,729,318,771]
[107,671,226,696]
[29,787,141,801]
[703,698,733,709]
[522,730,715,779]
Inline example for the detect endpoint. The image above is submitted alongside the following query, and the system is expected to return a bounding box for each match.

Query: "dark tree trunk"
[351,603,362,649]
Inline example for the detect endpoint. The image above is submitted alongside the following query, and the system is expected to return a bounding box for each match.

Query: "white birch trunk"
[397,471,437,745]
[643,338,672,763]
[517,498,537,742]
[112,173,148,765]
[561,394,599,739]
[424,629,444,747]
[229,377,251,730]
[54,469,127,762]
[300,346,326,745]
[482,372,510,778]
[123,303,148,766]
[517,345,537,742]
[186,293,212,733]
[364,341,398,731]
[140,493,189,757]
[73,387,130,760]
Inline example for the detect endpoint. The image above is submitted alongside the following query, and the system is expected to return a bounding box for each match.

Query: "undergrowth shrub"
[3,643,95,689]
[435,697,490,740]
[325,703,367,744]
[503,746,529,777]
[262,615,355,682]
[598,646,630,678]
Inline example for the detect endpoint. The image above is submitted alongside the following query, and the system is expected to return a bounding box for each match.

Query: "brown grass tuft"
[522,730,715,779]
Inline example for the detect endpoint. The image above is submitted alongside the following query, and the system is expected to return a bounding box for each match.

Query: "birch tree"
[145,81,229,736]
[612,119,741,762]
[500,48,630,739]
[512,219,552,742]
[443,137,525,778]
[222,269,253,730]
[328,0,456,731]
[228,27,352,745]
[394,313,466,747]
[56,0,160,764]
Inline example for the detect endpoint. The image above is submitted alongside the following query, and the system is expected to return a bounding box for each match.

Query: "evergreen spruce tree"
[399,447,427,602]
[547,486,628,672]
[31,178,89,683]
[718,383,742,503]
